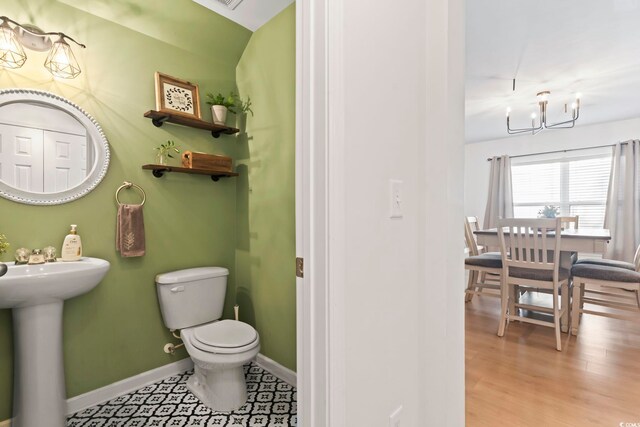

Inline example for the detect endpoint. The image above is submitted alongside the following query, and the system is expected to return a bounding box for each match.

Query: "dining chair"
[497,218,570,351]
[464,216,501,302]
[465,216,485,254]
[574,245,640,308]
[571,245,640,335]
[558,215,579,230]
[573,244,640,271]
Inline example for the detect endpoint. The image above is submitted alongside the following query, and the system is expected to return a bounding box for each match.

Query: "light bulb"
[44,36,81,79]
[531,113,537,119]
[536,91,550,102]
[575,92,582,100]
[571,102,577,110]
[506,107,511,117]
[0,19,27,69]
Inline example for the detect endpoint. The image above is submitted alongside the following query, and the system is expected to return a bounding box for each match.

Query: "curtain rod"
[486,142,626,161]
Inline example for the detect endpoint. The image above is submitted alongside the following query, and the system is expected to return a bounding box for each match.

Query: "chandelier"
[506,91,581,135]
[0,16,86,79]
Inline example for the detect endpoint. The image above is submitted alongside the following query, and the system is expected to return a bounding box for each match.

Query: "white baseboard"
[1,352,295,422]
[255,353,297,387]
[66,357,194,414]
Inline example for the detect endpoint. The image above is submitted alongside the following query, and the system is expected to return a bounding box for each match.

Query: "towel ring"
[115,181,146,206]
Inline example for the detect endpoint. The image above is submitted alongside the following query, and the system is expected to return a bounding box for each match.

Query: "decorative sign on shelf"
[182,151,232,173]
[154,72,201,120]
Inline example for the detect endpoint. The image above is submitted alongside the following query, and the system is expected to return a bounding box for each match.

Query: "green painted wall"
[0,0,251,420]
[235,4,297,371]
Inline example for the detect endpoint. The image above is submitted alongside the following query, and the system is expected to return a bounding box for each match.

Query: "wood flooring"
[465,291,640,427]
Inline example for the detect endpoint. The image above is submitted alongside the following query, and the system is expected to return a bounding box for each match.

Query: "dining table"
[473,227,611,332]
[474,227,611,268]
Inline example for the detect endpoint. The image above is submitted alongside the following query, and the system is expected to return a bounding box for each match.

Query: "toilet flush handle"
[170,286,185,293]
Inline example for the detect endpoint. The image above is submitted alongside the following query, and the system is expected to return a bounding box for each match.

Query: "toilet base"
[187,364,248,412]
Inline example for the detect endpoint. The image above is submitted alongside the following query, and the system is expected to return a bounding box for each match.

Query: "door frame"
[295,0,346,425]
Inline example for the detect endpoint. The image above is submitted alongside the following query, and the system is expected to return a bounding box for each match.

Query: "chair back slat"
[498,218,562,272]
[634,244,640,272]
[508,227,516,262]
[464,216,482,256]
[514,227,525,259]
[533,230,540,263]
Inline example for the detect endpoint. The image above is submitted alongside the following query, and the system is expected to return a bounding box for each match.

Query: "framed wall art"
[154,72,202,120]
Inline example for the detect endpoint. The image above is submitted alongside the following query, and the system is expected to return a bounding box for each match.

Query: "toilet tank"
[155,267,229,330]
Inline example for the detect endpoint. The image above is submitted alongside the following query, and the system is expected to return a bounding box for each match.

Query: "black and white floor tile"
[67,363,297,427]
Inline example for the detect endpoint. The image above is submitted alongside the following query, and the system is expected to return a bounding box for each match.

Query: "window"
[511,148,612,228]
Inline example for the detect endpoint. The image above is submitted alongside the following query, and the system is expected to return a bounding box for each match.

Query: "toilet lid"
[192,320,257,350]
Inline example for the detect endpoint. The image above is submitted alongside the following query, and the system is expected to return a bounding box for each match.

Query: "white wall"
[465,117,640,223]
[337,0,465,425]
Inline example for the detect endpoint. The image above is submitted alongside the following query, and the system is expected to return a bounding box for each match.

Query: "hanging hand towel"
[116,204,146,257]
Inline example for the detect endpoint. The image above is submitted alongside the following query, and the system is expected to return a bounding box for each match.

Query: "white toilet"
[155,267,260,412]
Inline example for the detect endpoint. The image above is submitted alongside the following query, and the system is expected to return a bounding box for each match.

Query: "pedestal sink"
[0,257,110,427]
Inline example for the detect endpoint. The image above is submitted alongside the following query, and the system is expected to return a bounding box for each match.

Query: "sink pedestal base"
[12,301,66,427]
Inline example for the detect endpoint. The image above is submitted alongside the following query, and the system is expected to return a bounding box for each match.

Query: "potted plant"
[0,234,9,277]
[206,92,237,125]
[155,140,180,165]
[537,205,560,218]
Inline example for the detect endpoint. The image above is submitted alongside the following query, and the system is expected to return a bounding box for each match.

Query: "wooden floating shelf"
[142,164,239,182]
[143,110,239,139]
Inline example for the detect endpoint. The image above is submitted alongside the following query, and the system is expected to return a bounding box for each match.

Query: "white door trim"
[296,0,347,425]
[325,0,347,425]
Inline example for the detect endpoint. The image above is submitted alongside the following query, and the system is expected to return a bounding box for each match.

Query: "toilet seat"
[184,320,259,354]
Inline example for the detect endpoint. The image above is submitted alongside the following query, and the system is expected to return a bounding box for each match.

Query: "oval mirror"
[0,89,110,205]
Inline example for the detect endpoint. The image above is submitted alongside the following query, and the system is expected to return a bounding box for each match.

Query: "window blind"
[511,148,612,229]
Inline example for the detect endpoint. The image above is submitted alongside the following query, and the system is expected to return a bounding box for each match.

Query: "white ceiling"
[192,0,294,32]
[466,0,640,143]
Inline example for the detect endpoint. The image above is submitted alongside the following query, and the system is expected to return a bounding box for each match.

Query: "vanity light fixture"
[0,16,85,79]
[506,91,581,135]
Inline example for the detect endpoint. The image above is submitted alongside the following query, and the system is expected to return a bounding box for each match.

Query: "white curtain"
[604,140,640,262]
[483,155,514,229]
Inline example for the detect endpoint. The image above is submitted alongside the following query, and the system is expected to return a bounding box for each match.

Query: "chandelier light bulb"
[531,113,537,119]
[571,102,577,110]
[575,92,582,100]
[537,91,550,103]
[506,107,511,117]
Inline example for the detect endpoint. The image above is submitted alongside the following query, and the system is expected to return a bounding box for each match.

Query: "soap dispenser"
[61,224,82,261]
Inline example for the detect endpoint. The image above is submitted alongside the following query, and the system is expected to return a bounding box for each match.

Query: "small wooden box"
[181,151,232,172]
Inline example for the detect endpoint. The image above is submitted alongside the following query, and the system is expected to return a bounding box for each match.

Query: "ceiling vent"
[214,0,244,10]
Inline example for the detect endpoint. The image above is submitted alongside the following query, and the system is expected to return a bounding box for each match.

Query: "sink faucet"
[28,249,45,265]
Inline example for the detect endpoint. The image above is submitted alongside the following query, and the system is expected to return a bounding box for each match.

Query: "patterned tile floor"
[67,363,297,427]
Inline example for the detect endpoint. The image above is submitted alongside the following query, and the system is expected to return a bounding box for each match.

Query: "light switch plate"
[390,179,403,219]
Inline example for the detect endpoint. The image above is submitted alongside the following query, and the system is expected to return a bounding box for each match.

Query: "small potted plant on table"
[537,205,559,219]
